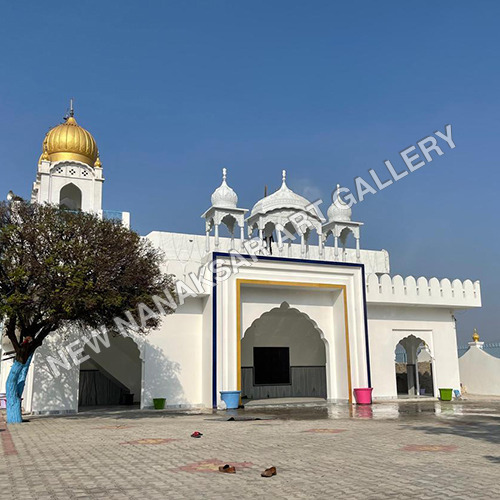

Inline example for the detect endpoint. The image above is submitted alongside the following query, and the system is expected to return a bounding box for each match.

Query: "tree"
[0,201,176,423]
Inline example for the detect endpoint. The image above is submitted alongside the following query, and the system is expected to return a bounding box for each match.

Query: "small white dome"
[327,184,352,222]
[250,170,317,217]
[211,168,238,208]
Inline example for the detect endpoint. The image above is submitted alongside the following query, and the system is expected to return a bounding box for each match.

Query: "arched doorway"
[60,183,82,210]
[241,302,327,401]
[78,334,142,409]
[395,335,434,398]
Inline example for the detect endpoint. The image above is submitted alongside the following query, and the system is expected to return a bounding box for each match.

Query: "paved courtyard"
[2,399,500,499]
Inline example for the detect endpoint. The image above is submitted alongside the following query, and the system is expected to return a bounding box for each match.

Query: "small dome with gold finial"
[41,100,100,167]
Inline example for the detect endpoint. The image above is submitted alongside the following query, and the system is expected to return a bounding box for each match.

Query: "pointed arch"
[394,334,434,398]
[59,183,82,210]
[243,301,328,346]
[241,301,328,400]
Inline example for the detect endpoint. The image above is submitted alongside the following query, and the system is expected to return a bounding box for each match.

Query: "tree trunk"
[6,355,33,424]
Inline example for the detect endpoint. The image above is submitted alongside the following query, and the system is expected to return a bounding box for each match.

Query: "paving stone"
[1,400,500,498]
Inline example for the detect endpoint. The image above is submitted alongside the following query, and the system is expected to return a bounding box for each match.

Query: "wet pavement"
[2,397,500,499]
[236,397,500,422]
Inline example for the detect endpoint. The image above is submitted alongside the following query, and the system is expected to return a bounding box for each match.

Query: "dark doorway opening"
[254,347,291,385]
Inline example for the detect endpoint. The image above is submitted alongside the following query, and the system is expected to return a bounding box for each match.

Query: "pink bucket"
[353,388,373,405]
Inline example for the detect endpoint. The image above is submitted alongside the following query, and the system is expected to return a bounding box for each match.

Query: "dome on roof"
[250,170,316,217]
[41,110,100,167]
[211,168,238,208]
[327,184,352,222]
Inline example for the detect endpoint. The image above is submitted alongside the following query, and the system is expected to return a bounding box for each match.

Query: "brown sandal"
[261,466,277,477]
[219,464,236,473]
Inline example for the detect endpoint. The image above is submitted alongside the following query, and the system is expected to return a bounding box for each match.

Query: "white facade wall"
[30,331,80,414]
[143,297,206,408]
[146,231,391,276]
[367,305,460,399]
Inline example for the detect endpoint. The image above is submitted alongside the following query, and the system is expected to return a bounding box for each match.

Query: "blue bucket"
[220,391,241,409]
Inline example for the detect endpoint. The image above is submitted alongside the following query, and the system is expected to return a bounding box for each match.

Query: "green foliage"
[0,201,175,362]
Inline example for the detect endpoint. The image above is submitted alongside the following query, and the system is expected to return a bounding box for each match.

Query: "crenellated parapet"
[366,274,481,308]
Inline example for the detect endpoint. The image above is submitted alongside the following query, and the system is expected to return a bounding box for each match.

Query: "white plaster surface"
[459,346,500,396]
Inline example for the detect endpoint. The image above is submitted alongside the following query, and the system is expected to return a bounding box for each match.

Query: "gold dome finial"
[472,328,480,342]
[94,154,102,168]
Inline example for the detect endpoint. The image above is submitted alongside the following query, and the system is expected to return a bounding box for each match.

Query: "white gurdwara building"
[0,111,482,413]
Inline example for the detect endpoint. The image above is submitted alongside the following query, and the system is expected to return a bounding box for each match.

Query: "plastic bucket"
[439,388,453,401]
[353,388,373,405]
[153,398,166,410]
[220,391,241,409]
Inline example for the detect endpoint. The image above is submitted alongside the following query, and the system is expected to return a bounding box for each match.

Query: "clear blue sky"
[1,1,498,343]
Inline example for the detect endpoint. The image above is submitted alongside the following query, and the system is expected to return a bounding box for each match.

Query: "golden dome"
[42,113,100,167]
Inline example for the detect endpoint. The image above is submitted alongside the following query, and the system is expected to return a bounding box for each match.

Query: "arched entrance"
[395,335,434,398]
[241,302,327,401]
[60,183,82,210]
[78,334,142,408]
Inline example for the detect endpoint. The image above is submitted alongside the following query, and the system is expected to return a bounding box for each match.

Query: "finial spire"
[222,167,227,182]
[282,169,287,185]
[69,98,74,117]
[335,184,342,203]
[472,328,480,342]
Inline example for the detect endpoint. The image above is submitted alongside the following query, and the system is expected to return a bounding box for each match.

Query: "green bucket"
[153,398,166,409]
[439,388,453,401]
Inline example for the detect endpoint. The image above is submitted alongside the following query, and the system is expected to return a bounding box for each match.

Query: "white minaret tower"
[31,101,104,214]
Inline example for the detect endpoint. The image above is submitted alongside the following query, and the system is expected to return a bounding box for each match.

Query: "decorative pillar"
[240,226,245,250]
[277,229,283,254]
[355,236,360,261]
[300,233,305,256]
[214,224,219,248]
[334,235,339,259]
[318,230,323,258]
[205,228,210,252]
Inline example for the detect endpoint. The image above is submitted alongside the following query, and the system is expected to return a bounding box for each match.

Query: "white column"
[240,226,245,250]
[205,229,210,252]
[277,229,283,255]
[355,236,360,261]
[215,224,220,248]
[334,235,339,259]
[318,230,323,258]
[300,233,305,256]
[258,228,263,242]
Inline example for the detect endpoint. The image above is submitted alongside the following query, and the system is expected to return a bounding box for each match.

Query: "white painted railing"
[366,274,481,308]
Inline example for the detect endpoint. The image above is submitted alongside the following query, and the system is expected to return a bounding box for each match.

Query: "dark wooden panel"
[241,366,326,400]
